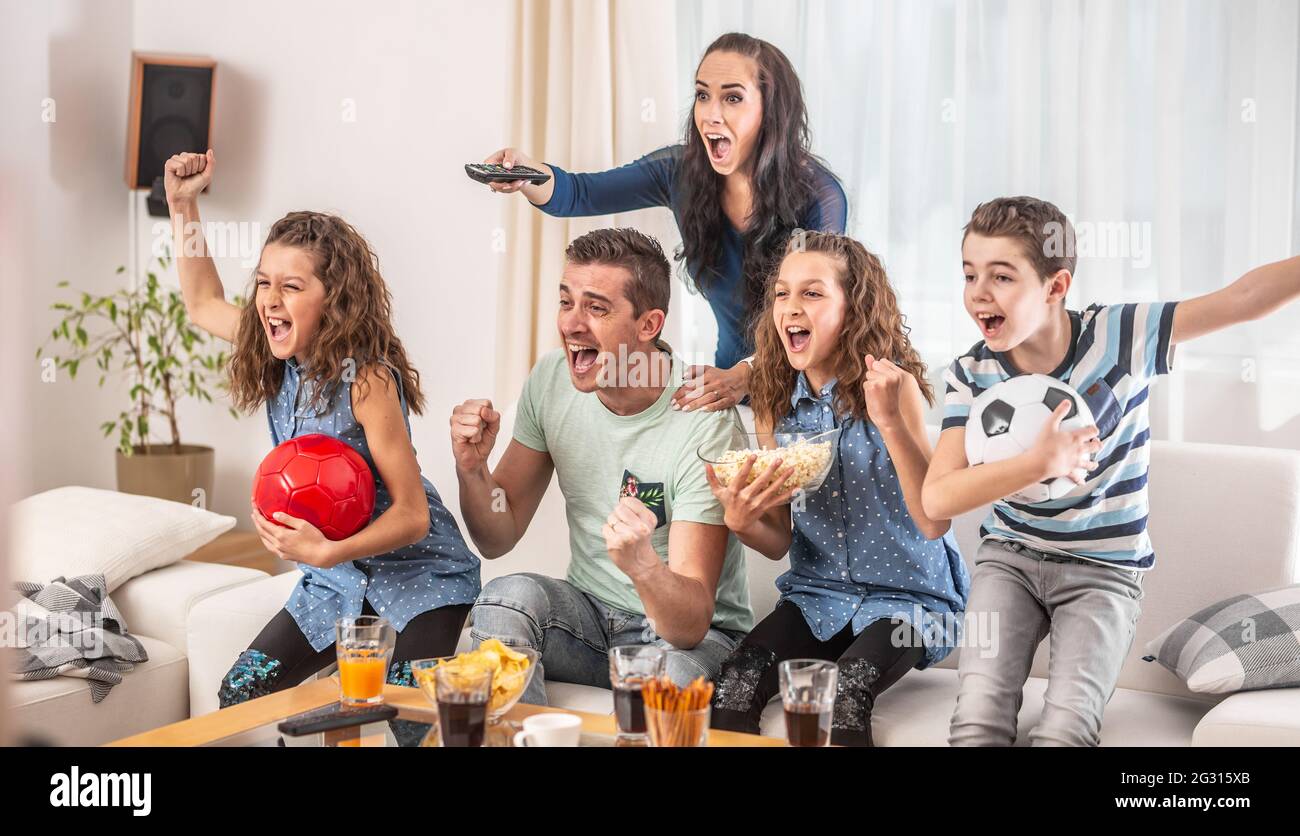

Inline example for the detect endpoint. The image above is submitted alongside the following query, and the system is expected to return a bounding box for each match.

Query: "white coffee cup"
[512,713,582,747]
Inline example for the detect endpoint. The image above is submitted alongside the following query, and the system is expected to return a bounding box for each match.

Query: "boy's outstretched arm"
[922,402,1100,520]
[1172,254,1300,345]
[164,149,240,343]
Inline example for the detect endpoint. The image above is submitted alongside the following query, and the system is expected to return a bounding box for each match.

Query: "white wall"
[15,0,516,531]
[0,0,114,741]
[11,0,135,501]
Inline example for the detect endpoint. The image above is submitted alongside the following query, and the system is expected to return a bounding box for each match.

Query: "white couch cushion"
[10,634,189,746]
[757,667,1211,746]
[1191,688,1300,746]
[187,570,302,717]
[535,682,615,716]
[9,486,236,592]
[113,559,268,655]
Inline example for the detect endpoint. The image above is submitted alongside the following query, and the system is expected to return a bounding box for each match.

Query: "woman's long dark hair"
[676,33,820,331]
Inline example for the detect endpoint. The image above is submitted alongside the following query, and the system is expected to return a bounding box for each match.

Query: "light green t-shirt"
[513,348,753,633]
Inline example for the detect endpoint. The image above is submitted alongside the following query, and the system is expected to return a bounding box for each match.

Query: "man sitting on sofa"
[449,227,753,705]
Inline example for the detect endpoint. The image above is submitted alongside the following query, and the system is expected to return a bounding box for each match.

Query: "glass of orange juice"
[335,616,395,706]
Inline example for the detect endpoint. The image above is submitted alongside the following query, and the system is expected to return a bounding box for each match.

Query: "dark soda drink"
[613,681,647,735]
[783,702,831,747]
[438,696,488,747]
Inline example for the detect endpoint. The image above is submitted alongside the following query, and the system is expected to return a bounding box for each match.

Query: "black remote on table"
[465,162,551,185]
[277,701,398,737]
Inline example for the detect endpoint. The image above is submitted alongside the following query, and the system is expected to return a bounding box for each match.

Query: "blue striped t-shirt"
[941,302,1179,570]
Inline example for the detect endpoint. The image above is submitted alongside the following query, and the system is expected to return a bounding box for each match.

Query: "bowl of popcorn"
[697,427,840,495]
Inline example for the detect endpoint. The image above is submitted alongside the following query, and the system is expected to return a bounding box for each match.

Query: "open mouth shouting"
[266,314,293,344]
[975,311,1006,339]
[784,323,812,354]
[704,131,733,165]
[567,341,600,375]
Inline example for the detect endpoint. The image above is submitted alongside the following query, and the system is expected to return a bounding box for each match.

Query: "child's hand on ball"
[251,502,336,568]
[1031,400,1101,484]
[164,149,214,207]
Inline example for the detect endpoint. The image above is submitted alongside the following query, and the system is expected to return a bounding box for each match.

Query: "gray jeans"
[468,572,745,706]
[948,540,1145,747]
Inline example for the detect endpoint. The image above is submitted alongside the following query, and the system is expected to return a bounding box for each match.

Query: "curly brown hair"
[227,211,424,416]
[749,231,933,428]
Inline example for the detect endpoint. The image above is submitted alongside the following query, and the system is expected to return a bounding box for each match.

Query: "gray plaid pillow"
[1144,585,1300,694]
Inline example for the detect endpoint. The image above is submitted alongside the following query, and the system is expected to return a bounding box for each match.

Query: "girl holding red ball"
[164,150,481,709]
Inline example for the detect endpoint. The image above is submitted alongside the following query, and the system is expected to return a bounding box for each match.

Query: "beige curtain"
[494,0,683,402]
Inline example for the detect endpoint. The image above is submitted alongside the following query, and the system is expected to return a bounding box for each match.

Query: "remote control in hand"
[465,162,551,186]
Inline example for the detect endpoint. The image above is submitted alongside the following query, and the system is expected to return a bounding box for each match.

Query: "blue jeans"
[468,573,745,706]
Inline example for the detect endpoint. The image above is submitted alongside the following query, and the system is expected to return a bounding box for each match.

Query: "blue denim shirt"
[269,359,480,652]
[776,373,970,667]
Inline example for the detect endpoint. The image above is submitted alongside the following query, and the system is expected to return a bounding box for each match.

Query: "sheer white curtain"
[676,0,1300,448]
[495,0,680,401]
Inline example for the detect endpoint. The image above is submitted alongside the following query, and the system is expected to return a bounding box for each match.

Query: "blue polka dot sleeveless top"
[776,372,970,667]
[268,358,481,652]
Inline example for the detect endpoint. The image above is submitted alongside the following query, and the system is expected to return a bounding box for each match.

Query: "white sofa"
[183,417,1300,746]
[10,559,267,746]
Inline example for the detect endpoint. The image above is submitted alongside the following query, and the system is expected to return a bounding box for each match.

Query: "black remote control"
[277,701,397,736]
[465,162,551,185]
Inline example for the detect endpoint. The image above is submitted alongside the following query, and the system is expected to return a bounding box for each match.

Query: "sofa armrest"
[1191,688,1300,746]
[186,571,302,717]
[113,559,268,654]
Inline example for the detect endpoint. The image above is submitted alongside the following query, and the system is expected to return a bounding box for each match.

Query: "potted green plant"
[38,251,237,507]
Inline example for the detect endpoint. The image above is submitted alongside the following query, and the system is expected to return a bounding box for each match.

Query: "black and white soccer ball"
[963,373,1096,504]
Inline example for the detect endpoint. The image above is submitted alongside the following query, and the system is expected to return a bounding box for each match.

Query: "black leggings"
[711,600,925,746]
[217,599,470,709]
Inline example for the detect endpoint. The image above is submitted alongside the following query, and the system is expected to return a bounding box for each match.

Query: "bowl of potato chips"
[410,639,540,723]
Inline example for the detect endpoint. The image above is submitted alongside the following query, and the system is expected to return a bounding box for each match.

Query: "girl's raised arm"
[164,150,240,343]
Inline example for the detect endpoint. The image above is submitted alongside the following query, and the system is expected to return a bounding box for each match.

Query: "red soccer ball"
[252,434,376,541]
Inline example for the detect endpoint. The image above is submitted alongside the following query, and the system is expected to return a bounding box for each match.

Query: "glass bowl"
[410,645,541,723]
[697,428,841,495]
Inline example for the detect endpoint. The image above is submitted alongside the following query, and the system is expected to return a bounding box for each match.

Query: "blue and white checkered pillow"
[1144,585,1300,694]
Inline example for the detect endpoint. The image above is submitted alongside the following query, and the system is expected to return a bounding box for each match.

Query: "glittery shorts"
[218,649,285,708]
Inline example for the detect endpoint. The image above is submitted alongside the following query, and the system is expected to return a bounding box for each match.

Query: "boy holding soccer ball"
[922,196,1300,746]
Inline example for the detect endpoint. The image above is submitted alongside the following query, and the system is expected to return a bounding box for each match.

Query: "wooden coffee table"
[105,677,783,747]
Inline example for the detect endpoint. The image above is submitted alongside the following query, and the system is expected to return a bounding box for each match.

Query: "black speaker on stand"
[125,53,216,217]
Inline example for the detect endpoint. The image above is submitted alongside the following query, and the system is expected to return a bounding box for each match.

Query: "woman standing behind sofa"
[479,32,847,412]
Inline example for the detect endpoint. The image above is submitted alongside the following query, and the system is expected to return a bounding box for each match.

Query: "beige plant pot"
[115,444,216,509]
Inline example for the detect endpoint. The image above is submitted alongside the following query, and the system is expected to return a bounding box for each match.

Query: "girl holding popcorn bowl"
[703,232,970,747]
